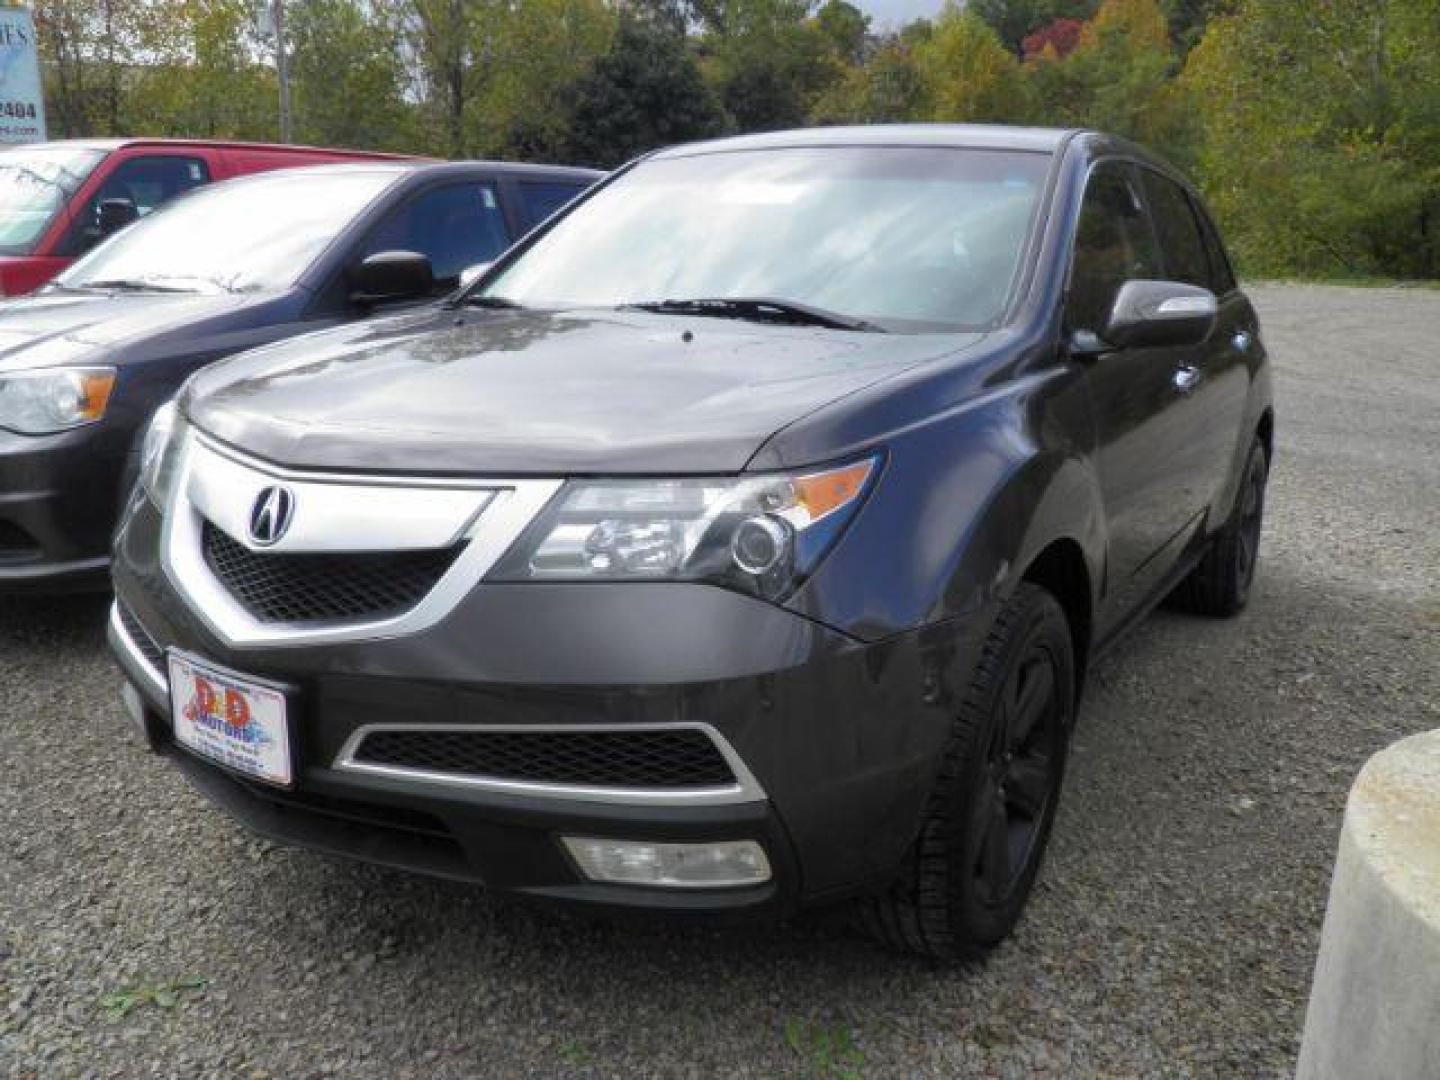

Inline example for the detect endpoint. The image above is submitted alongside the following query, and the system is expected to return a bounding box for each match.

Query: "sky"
[858,0,947,30]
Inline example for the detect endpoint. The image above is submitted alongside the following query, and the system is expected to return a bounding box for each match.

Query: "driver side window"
[1067,164,1161,335]
[356,182,511,292]
[60,156,210,257]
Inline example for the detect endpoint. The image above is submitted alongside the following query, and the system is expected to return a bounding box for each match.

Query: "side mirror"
[97,197,139,239]
[351,250,435,306]
[1102,280,1218,350]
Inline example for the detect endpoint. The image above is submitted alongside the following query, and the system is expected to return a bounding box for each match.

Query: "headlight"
[0,366,116,434]
[139,400,187,511]
[490,456,879,599]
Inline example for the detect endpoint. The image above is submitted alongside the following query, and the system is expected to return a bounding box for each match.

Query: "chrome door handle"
[1174,365,1201,393]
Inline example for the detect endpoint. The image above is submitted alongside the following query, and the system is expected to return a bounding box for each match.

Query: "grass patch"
[100,975,209,1021]
[785,1016,866,1079]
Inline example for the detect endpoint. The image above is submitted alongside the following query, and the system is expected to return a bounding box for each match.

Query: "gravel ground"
[2,283,1437,1078]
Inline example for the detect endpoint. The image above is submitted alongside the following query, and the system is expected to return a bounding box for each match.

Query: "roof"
[652,124,1079,159]
[249,160,602,181]
[14,137,416,159]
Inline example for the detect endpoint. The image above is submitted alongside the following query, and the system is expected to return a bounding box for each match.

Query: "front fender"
[787,363,1104,643]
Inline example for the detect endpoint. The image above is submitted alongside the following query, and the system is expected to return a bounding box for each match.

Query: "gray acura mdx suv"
[110,126,1272,958]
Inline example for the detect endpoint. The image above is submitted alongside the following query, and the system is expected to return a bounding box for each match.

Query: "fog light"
[561,837,771,888]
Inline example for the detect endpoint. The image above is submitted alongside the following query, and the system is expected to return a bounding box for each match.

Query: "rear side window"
[61,155,211,257]
[1140,170,1210,290]
[518,180,589,231]
[358,182,511,288]
[1068,164,1162,335]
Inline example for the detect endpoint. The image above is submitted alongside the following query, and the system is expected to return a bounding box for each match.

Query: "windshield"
[0,146,106,255]
[57,169,400,295]
[482,146,1052,331]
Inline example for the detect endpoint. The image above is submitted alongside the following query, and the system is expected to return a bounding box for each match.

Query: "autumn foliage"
[1022,18,1082,61]
[30,0,1440,279]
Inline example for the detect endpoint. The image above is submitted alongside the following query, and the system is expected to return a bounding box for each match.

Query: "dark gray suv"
[109,126,1272,958]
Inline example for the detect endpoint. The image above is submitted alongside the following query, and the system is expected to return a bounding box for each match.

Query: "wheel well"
[1257,409,1274,462]
[1021,539,1093,687]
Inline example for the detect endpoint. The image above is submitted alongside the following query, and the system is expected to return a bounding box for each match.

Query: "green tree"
[811,36,925,123]
[969,0,1101,54]
[554,14,725,168]
[394,0,485,155]
[1182,0,1440,277]
[912,3,1034,123]
[813,0,869,65]
[1161,0,1225,51]
[1027,0,1192,164]
[288,0,417,151]
[34,0,148,135]
[125,0,276,140]
[473,0,615,157]
[699,0,834,132]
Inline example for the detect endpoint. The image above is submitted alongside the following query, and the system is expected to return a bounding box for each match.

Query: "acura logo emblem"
[248,485,295,546]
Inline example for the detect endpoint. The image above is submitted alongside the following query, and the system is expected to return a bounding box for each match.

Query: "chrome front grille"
[201,521,462,625]
[162,432,562,648]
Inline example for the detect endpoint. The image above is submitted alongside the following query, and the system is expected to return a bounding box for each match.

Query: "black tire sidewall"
[1232,441,1268,608]
[948,587,1075,946]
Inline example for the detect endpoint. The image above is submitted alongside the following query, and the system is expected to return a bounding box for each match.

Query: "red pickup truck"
[0,138,413,296]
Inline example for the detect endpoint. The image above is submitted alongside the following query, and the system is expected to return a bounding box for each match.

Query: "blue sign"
[0,6,45,144]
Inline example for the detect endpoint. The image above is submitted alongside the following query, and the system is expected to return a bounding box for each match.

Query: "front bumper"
[0,424,127,590]
[111,491,987,918]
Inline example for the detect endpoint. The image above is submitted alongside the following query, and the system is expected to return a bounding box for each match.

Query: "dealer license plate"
[168,652,293,787]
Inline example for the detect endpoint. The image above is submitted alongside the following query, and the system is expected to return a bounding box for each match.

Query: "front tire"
[861,582,1075,960]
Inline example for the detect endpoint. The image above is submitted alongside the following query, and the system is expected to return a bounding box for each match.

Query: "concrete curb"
[1296,729,1440,1080]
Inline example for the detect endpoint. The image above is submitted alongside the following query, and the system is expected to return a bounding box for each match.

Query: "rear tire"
[860,582,1075,960]
[1169,437,1268,617]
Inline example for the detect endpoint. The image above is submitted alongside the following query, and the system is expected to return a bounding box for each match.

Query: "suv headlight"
[0,366,116,434]
[490,457,879,599]
[139,400,187,511]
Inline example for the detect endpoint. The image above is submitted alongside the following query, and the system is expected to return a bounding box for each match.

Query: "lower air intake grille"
[351,727,738,789]
[202,522,462,625]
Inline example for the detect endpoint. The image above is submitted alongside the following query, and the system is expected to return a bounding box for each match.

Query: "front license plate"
[168,652,293,787]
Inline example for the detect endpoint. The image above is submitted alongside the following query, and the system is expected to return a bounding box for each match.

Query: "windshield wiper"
[76,278,198,294]
[621,297,882,333]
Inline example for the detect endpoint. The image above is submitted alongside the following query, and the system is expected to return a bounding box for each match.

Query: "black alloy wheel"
[862,582,1076,959]
[1170,435,1269,617]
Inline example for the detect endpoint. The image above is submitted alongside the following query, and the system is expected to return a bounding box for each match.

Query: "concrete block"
[1297,729,1440,1080]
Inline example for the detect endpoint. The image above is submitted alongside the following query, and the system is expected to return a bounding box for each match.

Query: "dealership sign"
[0,5,44,144]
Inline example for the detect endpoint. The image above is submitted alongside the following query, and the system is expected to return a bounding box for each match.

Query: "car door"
[1068,161,1208,634]
[351,179,514,295]
[1136,168,1254,530]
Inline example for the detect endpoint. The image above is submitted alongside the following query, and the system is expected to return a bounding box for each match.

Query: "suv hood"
[0,289,260,373]
[187,307,985,475]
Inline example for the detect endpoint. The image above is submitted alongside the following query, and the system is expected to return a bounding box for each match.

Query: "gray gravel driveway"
[2,283,1437,1077]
